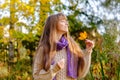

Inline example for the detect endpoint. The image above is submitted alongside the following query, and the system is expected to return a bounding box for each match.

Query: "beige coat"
[33,47,92,80]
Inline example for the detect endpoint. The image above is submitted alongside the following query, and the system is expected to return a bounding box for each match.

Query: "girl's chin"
[63,30,68,33]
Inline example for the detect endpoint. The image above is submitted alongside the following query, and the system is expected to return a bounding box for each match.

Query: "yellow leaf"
[79,31,87,40]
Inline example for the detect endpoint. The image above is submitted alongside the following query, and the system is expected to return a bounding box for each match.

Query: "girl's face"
[57,19,68,34]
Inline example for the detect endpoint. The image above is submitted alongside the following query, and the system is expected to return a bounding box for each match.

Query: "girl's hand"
[57,59,65,69]
[85,39,94,50]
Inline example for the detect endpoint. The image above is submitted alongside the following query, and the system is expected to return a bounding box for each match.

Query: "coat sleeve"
[32,47,61,80]
[78,49,92,79]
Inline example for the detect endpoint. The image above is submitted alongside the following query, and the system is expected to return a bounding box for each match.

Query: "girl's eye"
[61,20,65,22]
[61,20,66,22]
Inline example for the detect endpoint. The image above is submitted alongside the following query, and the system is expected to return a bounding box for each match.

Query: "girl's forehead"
[58,16,67,21]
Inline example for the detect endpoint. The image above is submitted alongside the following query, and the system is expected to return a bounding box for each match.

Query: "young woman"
[33,13,94,80]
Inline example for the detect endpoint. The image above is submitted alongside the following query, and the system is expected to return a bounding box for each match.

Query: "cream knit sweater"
[54,48,76,80]
[33,47,92,80]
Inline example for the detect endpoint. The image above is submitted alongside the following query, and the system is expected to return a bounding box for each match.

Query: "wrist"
[85,48,93,54]
[52,63,61,73]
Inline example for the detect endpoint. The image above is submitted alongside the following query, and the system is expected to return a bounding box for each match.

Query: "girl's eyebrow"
[61,19,67,21]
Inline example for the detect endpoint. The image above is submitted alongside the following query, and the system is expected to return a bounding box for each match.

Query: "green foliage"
[0,58,32,80]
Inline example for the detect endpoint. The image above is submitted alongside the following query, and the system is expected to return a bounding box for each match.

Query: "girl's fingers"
[57,59,65,69]
[85,39,95,49]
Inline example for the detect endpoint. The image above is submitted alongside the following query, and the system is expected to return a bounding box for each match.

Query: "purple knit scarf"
[53,36,78,80]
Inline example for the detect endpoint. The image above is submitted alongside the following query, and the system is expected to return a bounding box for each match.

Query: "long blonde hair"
[36,13,84,71]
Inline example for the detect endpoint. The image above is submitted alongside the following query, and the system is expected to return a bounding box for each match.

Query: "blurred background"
[0,0,120,80]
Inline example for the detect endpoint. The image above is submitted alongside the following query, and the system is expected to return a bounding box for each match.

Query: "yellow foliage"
[38,0,51,31]
[9,29,14,39]
[10,15,18,23]
[0,38,9,44]
[53,0,60,4]
[78,31,87,40]
[0,3,8,8]
[0,26,4,37]
[30,7,34,13]
[92,61,108,78]
[40,0,50,4]
[0,62,8,78]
